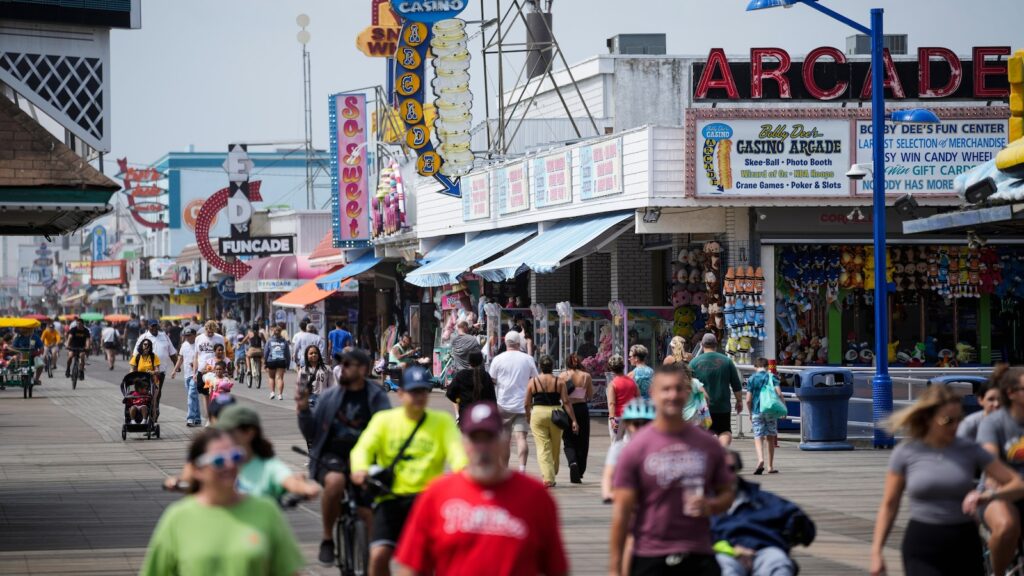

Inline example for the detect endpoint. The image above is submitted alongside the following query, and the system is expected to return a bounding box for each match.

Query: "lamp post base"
[872,373,895,449]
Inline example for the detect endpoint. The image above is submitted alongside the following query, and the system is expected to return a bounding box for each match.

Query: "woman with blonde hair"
[870,384,1024,576]
[663,335,691,365]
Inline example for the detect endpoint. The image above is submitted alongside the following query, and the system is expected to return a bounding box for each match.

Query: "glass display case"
[626,307,676,365]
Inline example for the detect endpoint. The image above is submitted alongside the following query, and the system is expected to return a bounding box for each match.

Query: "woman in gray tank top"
[871,384,1024,576]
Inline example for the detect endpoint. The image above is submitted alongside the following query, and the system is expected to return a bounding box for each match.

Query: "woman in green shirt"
[143,429,305,576]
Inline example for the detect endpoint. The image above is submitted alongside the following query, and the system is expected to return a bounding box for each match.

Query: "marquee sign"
[90,260,126,285]
[356,0,402,58]
[116,158,168,230]
[330,93,371,248]
[219,236,295,257]
[391,0,467,23]
[693,46,1011,101]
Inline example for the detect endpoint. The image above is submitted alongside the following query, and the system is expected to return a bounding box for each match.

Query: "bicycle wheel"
[335,515,350,575]
[71,358,78,390]
[351,517,368,576]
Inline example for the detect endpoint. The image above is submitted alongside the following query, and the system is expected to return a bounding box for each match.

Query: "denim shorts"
[751,414,778,438]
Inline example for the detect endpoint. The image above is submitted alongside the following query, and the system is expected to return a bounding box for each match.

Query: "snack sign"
[330,93,371,248]
[695,119,850,197]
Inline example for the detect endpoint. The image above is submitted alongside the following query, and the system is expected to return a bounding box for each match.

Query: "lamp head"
[889,109,941,124]
[746,0,796,10]
[846,163,871,181]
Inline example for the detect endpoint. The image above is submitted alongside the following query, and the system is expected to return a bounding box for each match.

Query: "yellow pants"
[530,405,564,484]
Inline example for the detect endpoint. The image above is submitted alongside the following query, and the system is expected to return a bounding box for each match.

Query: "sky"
[105,0,1024,172]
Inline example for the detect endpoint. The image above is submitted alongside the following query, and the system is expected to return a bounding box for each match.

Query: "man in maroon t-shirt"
[395,401,569,576]
[610,363,736,576]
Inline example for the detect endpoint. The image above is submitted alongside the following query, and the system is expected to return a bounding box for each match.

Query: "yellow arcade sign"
[417,151,441,175]
[396,72,421,96]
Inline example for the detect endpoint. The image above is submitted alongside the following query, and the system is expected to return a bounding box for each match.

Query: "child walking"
[746,357,785,474]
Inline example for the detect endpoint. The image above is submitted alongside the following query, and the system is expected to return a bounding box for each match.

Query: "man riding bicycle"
[349,364,467,576]
[65,321,90,379]
[296,348,391,567]
[40,322,60,373]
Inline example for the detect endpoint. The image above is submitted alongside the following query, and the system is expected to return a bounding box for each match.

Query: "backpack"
[267,340,287,363]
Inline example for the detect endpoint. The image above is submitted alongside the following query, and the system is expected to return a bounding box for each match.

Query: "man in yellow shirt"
[40,323,60,374]
[350,365,466,576]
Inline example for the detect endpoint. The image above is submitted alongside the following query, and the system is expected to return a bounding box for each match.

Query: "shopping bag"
[759,385,788,419]
[684,379,713,429]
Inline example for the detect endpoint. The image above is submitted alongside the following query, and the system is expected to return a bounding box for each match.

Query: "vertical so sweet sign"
[330,93,370,248]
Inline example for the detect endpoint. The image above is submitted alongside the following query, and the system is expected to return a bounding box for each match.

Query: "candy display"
[371,160,409,239]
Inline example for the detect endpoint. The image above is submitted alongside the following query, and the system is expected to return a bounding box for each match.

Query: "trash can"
[795,368,855,451]
[928,375,989,416]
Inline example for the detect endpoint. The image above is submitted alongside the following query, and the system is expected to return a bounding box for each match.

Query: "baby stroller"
[120,371,160,441]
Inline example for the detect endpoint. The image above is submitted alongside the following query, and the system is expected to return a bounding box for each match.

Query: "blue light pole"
[747,0,939,448]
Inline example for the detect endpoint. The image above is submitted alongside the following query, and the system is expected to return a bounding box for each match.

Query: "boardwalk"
[0,356,905,575]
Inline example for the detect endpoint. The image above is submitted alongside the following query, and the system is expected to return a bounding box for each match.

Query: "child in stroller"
[203,361,234,402]
[124,377,152,424]
[120,371,159,439]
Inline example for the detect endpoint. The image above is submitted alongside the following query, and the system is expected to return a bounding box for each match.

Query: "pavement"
[0,353,907,575]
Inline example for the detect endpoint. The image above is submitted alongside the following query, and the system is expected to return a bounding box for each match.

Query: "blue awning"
[405,226,535,287]
[417,235,465,265]
[474,211,633,282]
[316,251,382,291]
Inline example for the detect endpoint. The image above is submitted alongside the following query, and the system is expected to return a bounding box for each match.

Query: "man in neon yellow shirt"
[350,365,466,576]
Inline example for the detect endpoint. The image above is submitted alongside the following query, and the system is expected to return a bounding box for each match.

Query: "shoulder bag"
[374,412,427,492]
[547,376,572,431]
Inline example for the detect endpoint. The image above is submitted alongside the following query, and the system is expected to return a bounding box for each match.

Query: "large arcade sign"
[692,46,1011,101]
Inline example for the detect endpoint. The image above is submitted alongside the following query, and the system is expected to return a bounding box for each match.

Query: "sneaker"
[65,370,70,378]
[569,463,582,484]
[278,395,283,401]
[269,392,276,400]
[318,540,335,566]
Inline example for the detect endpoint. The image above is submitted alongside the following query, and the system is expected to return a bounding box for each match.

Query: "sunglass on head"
[196,447,244,470]
[937,415,964,427]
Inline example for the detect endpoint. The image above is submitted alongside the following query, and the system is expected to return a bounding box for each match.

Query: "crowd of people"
[31,310,1021,575]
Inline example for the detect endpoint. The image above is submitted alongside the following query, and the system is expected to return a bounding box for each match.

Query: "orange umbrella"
[104,314,131,323]
[23,313,50,321]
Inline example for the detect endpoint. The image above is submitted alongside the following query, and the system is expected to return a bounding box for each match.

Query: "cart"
[0,317,42,398]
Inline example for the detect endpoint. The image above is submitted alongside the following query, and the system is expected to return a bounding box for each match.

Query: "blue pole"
[870,7,894,448]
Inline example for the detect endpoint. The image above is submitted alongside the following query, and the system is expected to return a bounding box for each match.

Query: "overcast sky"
[106,0,1024,171]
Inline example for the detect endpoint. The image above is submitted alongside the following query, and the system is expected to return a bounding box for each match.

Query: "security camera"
[846,163,871,181]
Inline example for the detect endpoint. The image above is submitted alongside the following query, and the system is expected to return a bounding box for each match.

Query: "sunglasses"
[937,415,964,427]
[195,447,244,470]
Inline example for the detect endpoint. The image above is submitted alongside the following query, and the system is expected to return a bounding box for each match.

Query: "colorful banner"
[855,118,1008,196]
[462,171,491,221]
[580,137,624,200]
[533,151,573,208]
[330,93,370,248]
[496,162,529,216]
[694,119,850,197]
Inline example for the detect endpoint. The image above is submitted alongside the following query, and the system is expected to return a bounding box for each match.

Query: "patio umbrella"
[22,313,49,321]
[80,312,104,322]
[58,314,79,321]
[104,314,131,323]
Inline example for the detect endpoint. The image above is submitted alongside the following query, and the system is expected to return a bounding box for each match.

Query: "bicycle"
[43,347,54,379]
[293,446,384,576]
[69,350,85,390]
[247,354,262,389]
[235,354,248,385]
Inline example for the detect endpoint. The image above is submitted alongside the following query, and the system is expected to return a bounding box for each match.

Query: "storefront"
[758,206,1024,366]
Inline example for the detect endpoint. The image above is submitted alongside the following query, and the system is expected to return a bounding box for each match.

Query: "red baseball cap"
[460,401,502,436]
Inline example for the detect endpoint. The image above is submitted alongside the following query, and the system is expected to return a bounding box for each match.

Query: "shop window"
[651,249,670,306]
[775,244,1016,368]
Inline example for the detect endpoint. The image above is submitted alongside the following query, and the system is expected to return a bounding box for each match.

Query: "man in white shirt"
[171,327,201,426]
[292,323,325,372]
[194,320,225,378]
[488,330,538,472]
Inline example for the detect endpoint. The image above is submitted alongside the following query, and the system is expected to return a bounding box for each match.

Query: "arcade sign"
[219,236,295,257]
[693,46,1011,101]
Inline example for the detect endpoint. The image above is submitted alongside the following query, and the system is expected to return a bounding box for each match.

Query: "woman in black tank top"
[525,355,578,487]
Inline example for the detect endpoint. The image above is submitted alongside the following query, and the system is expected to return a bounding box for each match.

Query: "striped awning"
[473,212,633,282]
[404,226,535,288]
[417,235,465,265]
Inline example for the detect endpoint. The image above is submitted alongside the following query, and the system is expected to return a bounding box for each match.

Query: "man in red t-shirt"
[394,401,569,576]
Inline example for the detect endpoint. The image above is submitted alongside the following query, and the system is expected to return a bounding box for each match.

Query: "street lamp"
[747,0,940,448]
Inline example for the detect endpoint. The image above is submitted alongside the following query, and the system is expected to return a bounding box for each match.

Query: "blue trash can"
[795,368,855,451]
[928,375,989,416]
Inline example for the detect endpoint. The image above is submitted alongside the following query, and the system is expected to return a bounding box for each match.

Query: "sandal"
[768,469,779,474]
[753,463,765,475]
